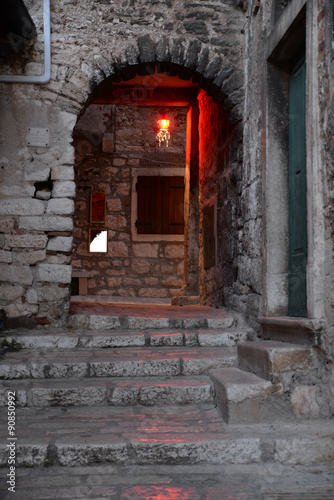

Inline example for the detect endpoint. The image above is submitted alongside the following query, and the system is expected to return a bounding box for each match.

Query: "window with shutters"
[136,176,185,235]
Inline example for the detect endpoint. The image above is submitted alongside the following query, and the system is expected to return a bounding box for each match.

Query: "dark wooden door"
[288,52,307,317]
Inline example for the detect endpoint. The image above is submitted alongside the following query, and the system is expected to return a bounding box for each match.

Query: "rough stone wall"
[72,104,186,299]
[197,90,239,307]
[225,1,267,322]
[243,0,334,415]
[0,0,246,325]
[319,0,334,413]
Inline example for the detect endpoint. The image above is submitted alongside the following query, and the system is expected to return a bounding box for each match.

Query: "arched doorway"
[71,64,239,307]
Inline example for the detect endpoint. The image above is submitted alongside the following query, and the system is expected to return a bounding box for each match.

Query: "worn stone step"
[237,341,313,382]
[210,367,291,424]
[0,406,333,467]
[68,313,236,331]
[1,463,333,500]
[3,328,250,350]
[0,347,237,380]
[0,376,214,407]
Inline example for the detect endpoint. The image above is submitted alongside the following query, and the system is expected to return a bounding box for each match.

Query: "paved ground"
[1,463,334,499]
[69,297,233,319]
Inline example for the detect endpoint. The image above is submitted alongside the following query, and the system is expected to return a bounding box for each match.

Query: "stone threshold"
[71,295,172,305]
[258,316,324,346]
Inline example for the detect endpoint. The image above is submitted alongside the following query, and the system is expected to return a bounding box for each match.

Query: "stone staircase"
[0,307,333,498]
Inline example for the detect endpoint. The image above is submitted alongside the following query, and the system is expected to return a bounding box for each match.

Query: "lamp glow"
[156,118,170,147]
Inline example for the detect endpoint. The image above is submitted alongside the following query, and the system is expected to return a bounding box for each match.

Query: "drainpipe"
[0,0,51,84]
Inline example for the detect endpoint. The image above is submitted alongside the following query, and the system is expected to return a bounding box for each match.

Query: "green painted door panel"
[288,52,307,317]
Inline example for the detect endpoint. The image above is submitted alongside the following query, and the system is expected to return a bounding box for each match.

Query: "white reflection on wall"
[90,230,107,253]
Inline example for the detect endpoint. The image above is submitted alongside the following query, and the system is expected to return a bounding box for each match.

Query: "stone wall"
[197,90,240,307]
[243,0,334,415]
[0,0,246,325]
[72,103,186,299]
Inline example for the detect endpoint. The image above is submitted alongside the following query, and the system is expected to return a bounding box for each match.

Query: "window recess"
[136,176,185,235]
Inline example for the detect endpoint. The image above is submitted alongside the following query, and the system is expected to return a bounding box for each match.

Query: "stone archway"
[71,48,243,306]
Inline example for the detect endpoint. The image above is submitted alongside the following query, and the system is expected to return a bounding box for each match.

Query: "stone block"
[36,264,72,284]
[25,168,50,182]
[0,250,12,262]
[116,183,130,196]
[0,217,16,233]
[138,35,156,63]
[185,39,201,69]
[26,288,38,304]
[0,199,45,216]
[14,250,46,265]
[291,386,321,418]
[36,190,51,201]
[19,216,73,232]
[0,263,33,285]
[37,285,69,302]
[4,302,38,318]
[139,288,168,298]
[0,283,24,301]
[51,166,74,181]
[131,259,150,274]
[6,234,48,249]
[133,244,158,258]
[107,198,122,212]
[165,244,184,259]
[149,332,183,346]
[210,368,274,424]
[163,276,183,287]
[107,277,122,287]
[106,214,127,229]
[108,241,128,258]
[238,341,312,381]
[52,181,76,198]
[47,199,75,215]
[47,236,73,252]
[88,316,122,330]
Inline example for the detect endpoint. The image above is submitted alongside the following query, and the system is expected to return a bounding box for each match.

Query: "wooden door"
[288,52,307,317]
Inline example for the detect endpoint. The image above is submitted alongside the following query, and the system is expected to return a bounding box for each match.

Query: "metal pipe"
[0,0,51,84]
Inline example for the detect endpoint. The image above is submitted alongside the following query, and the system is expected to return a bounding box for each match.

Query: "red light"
[158,119,170,130]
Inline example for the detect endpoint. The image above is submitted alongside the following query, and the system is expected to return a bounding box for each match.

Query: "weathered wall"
[0,0,246,326]
[73,103,186,299]
[197,89,239,307]
[319,0,334,413]
[243,0,334,415]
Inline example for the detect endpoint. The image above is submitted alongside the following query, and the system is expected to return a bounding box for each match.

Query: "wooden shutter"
[288,52,307,317]
[136,176,161,234]
[162,176,185,234]
[137,176,184,235]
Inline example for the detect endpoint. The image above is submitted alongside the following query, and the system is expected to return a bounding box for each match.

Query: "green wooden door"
[288,52,307,317]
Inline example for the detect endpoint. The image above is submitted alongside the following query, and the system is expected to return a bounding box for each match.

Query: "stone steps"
[210,340,318,424]
[1,463,333,500]
[68,313,237,331]
[0,405,333,467]
[0,346,237,379]
[237,340,313,382]
[3,328,250,349]
[0,375,214,407]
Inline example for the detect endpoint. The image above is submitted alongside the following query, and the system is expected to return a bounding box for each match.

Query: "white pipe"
[0,0,51,84]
